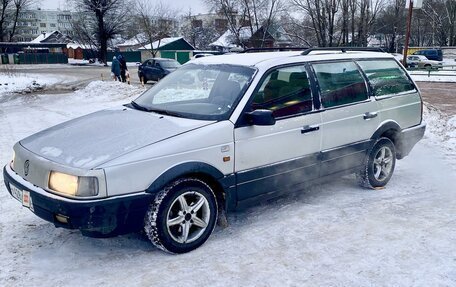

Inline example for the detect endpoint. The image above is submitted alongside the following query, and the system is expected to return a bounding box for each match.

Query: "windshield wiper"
[147,108,184,118]
[129,101,184,117]
[130,101,151,112]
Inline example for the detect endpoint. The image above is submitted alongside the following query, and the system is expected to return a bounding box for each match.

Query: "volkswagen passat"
[4,48,425,253]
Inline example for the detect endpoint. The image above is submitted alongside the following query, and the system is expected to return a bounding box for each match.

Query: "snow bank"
[72,80,144,101]
[422,102,456,165]
[0,73,60,95]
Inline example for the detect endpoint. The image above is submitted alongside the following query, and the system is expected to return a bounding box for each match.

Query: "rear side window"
[312,61,368,108]
[357,60,415,97]
[251,66,313,118]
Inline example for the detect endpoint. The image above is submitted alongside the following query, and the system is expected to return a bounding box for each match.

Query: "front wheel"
[358,137,396,188]
[144,178,218,254]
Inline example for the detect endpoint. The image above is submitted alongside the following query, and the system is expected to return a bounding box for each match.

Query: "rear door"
[234,65,321,205]
[311,60,380,176]
[356,59,421,130]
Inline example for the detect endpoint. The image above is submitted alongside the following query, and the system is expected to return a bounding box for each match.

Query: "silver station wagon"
[4,48,426,253]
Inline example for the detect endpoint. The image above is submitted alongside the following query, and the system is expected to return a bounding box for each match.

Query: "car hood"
[19,107,214,169]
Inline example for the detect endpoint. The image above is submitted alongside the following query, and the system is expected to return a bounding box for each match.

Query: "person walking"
[111,56,121,81]
[118,54,128,83]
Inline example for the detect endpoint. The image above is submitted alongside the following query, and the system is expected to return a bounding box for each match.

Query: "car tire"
[358,137,396,188]
[144,178,218,254]
[139,74,147,84]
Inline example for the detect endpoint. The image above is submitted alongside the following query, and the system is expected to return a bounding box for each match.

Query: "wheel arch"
[145,162,236,212]
[371,121,406,159]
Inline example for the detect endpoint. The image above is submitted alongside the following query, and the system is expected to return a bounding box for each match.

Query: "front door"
[234,65,322,205]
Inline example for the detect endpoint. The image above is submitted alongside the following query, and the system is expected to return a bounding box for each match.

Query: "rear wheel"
[139,74,147,84]
[144,178,218,254]
[358,137,396,188]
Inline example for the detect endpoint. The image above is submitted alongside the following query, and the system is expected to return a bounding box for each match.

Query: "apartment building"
[8,8,74,42]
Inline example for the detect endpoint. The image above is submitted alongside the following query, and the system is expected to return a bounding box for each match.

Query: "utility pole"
[402,0,414,67]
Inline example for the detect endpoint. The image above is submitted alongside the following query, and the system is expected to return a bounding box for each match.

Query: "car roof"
[192,51,395,69]
[145,58,178,62]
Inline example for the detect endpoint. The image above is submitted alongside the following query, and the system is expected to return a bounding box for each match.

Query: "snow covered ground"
[0,71,77,97]
[0,78,455,286]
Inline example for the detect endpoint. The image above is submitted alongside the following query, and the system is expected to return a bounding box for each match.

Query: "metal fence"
[408,64,456,78]
[107,51,142,63]
[17,53,68,64]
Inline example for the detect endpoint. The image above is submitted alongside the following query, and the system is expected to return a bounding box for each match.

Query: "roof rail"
[301,47,386,55]
[242,47,310,53]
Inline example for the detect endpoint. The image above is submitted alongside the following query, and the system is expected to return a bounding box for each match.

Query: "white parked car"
[4,48,426,253]
[191,53,214,60]
[407,55,442,69]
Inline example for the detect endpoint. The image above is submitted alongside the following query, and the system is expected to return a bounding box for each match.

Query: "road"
[417,82,456,115]
[10,64,146,86]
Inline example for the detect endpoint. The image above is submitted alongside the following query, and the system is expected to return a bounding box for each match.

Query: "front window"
[133,64,256,120]
[251,65,313,118]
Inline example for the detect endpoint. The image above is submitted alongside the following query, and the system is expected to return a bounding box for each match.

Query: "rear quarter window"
[356,60,415,97]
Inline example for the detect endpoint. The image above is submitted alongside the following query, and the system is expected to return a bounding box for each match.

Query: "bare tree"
[133,0,178,57]
[181,11,219,49]
[278,13,315,46]
[8,0,36,42]
[0,0,11,41]
[207,0,247,47]
[354,0,383,46]
[373,0,406,52]
[206,0,283,48]
[291,0,340,47]
[70,0,130,64]
[445,0,456,45]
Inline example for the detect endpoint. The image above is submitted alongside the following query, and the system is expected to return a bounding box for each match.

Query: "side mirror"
[246,109,276,126]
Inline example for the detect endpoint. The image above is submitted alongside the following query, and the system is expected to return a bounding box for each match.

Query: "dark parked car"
[138,58,181,83]
[412,49,443,61]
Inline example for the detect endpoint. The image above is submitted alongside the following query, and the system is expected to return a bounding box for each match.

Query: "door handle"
[301,125,320,134]
[363,112,378,120]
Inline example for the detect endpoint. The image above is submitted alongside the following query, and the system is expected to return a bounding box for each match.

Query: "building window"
[191,20,203,28]
[40,23,46,27]
[215,18,228,30]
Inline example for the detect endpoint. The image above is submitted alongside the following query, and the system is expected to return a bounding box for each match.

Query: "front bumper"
[397,122,426,159]
[3,164,153,236]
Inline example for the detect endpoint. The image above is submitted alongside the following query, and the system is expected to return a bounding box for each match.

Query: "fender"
[145,162,237,211]
[145,162,225,193]
[371,121,401,140]
[145,162,237,210]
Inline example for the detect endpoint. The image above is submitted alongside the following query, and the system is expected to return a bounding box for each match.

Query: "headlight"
[10,150,15,170]
[49,171,98,197]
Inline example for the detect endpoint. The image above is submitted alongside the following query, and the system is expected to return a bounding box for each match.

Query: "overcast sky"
[38,0,209,15]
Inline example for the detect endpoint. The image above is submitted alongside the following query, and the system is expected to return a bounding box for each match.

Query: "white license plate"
[9,184,34,211]
[10,184,22,202]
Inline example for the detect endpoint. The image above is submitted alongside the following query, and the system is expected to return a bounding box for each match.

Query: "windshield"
[133,64,256,120]
[160,60,181,69]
